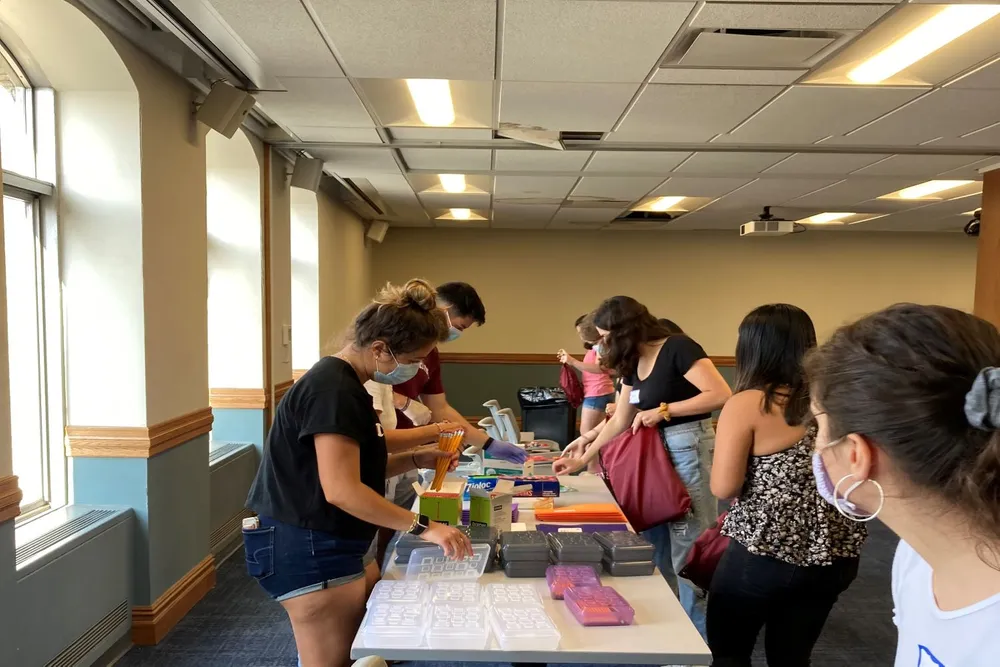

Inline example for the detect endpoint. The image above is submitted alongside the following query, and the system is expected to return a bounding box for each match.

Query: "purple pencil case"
[564,585,635,626]
[545,564,601,599]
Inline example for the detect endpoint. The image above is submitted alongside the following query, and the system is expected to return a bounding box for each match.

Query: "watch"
[409,514,431,536]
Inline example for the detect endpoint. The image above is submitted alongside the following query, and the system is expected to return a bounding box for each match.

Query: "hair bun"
[966,366,1000,431]
[401,279,437,312]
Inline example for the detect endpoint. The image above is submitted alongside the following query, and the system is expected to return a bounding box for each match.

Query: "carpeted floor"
[118,522,898,667]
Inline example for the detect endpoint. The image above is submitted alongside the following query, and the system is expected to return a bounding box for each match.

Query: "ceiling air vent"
[614,211,676,223]
[560,131,604,144]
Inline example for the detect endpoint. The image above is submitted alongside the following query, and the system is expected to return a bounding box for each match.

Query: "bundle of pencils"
[431,429,464,491]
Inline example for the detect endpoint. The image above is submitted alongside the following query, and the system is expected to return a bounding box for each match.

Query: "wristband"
[403,397,412,411]
[658,402,672,421]
[484,436,495,450]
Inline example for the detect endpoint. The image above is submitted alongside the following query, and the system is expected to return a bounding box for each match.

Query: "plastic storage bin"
[547,532,604,563]
[594,531,656,562]
[406,545,492,582]
[564,585,635,626]
[484,582,544,607]
[426,602,491,650]
[602,559,655,577]
[362,602,427,647]
[500,556,550,579]
[430,581,482,604]
[518,387,575,447]
[489,603,561,651]
[500,531,550,561]
[367,580,428,607]
[546,564,601,599]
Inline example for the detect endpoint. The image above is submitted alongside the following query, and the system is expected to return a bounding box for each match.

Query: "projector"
[740,220,795,236]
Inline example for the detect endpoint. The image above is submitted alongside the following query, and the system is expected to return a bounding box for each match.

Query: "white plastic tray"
[426,602,491,650]
[430,581,482,604]
[362,602,427,648]
[488,603,561,651]
[405,544,492,582]
[367,580,428,608]
[483,582,544,608]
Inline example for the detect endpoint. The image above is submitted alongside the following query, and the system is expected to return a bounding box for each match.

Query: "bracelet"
[403,397,412,411]
[658,402,672,421]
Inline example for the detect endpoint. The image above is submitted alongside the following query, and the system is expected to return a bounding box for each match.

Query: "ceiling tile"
[312,148,401,177]
[787,178,919,208]
[678,32,833,69]
[571,177,664,200]
[652,177,753,198]
[491,203,559,228]
[358,78,494,128]
[494,176,578,201]
[208,0,344,77]
[950,57,1000,90]
[291,127,383,143]
[652,68,805,86]
[586,151,691,174]
[390,128,493,141]
[503,0,693,82]
[494,150,592,172]
[851,155,986,177]
[418,191,491,210]
[500,81,638,132]
[311,0,495,79]
[761,153,890,175]
[674,152,790,174]
[550,207,621,223]
[257,77,374,127]
[611,84,782,142]
[401,149,492,171]
[721,86,924,144]
[692,3,893,30]
[705,178,840,209]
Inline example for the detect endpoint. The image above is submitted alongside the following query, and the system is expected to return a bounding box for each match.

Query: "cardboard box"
[469,479,531,531]
[482,457,535,476]
[412,477,467,526]
[465,475,560,499]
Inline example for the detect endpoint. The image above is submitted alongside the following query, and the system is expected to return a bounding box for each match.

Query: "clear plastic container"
[594,531,656,562]
[546,564,601,599]
[367,580,428,607]
[484,582,544,607]
[426,602,491,650]
[547,532,604,563]
[362,602,427,647]
[405,544,492,581]
[500,531,550,562]
[430,581,482,604]
[489,603,561,651]
[603,559,655,577]
[564,585,635,626]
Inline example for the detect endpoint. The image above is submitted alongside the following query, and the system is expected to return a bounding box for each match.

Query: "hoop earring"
[833,473,885,523]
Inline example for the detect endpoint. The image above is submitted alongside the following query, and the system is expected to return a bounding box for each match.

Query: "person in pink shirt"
[559,313,616,437]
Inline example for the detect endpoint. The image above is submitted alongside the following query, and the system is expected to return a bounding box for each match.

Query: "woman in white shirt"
[805,303,1000,667]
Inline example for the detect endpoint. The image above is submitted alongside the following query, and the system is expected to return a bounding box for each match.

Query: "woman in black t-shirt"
[245,279,472,667]
[554,297,731,639]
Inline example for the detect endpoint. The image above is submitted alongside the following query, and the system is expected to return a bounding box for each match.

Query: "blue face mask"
[593,343,604,356]
[446,327,462,342]
[372,349,421,385]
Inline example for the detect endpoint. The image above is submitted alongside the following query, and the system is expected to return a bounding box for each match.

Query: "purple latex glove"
[485,439,528,464]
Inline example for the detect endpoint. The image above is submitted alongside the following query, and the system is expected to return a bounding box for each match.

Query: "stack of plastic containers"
[594,531,656,576]
[394,525,500,571]
[499,531,551,578]
[426,581,489,650]
[484,583,561,650]
[405,544,492,582]
[546,564,601,599]
[547,532,604,574]
[564,586,635,626]
[363,580,430,647]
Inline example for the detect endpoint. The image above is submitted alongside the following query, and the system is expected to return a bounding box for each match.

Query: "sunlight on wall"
[291,187,319,369]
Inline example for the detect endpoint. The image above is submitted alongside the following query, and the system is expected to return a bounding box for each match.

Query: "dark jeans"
[706,540,859,667]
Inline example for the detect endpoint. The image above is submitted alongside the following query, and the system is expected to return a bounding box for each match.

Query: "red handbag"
[598,426,691,532]
[559,364,584,409]
[679,511,731,590]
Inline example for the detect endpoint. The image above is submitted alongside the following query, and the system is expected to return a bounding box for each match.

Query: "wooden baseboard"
[131,555,216,645]
[65,408,214,458]
[441,352,735,367]
[0,475,22,524]
[210,388,268,410]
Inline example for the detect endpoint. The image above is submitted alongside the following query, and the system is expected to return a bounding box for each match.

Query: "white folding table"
[351,475,711,665]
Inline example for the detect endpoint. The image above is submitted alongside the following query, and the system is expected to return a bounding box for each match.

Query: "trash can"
[518,387,575,448]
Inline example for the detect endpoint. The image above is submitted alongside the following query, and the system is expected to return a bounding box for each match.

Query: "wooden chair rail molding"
[273,379,294,405]
[0,475,22,523]
[65,408,214,458]
[292,369,307,382]
[132,555,216,645]
[209,388,268,410]
[439,352,736,367]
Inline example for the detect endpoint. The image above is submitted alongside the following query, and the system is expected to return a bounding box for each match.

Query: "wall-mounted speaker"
[290,157,324,192]
[196,82,256,138]
[366,220,390,243]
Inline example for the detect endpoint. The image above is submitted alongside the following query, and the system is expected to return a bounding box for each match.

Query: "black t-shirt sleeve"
[670,336,708,377]
[298,388,372,447]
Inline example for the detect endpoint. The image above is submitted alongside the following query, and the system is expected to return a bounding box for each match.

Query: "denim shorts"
[243,516,377,601]
[582,393,616,412]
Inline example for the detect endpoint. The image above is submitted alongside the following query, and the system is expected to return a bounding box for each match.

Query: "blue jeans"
[640,419,716,641]
[582,393,616,412]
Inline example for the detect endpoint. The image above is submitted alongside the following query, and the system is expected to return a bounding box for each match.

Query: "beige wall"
[269,150,293,385]
[291,188,320,369]
[371,229,977,356]
[317,191,371,353]
[0,145,11,478]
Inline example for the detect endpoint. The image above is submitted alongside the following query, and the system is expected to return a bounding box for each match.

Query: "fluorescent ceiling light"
[806,212,853,224]
[962,209,981,216]
[450,208,471,220]
[650,196,685,212]
[848,6,1000,84]
[405,79,455,126]
[438,174,466,193]
[894,180,973,200]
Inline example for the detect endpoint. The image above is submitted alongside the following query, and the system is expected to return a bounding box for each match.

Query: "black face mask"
[583,342,593,350]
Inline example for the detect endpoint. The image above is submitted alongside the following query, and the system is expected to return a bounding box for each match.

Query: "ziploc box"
[465,475,560,499]
[412,477,467,526]
[469,479,532,531]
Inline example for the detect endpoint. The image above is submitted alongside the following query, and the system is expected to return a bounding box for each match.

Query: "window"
[1,43,62,518]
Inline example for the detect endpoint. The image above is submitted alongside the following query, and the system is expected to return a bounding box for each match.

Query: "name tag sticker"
[558,527,584,533]
[629,389,640,405]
